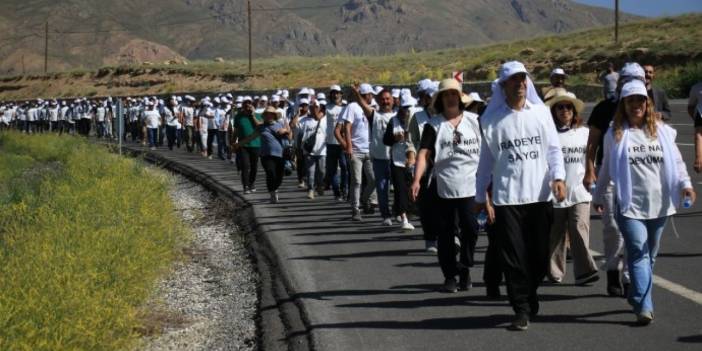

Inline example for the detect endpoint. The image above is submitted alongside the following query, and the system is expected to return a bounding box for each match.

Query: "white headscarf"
[482,61,543,119]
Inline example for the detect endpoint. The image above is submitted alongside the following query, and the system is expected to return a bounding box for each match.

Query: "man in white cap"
[542,68,567,101]
[408,78,440,252]
[688,80,702,173]
[340,83,377,221]
[585,62,645,298]
[475,61,566,331]
[143,100,162,150]
[182,96,197,152]
[325,85,350,201]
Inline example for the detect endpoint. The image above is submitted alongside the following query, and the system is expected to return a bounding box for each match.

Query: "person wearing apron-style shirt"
[411,79,481,294]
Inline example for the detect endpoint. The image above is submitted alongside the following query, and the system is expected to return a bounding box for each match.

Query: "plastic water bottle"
[589,183,596,194]
[476,211,488,232]
[682,195,693,209]
[408,164,416,177]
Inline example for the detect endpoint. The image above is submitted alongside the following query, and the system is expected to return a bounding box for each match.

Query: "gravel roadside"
[140,175,258,351]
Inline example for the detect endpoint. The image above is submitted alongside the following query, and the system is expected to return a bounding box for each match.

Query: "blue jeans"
[326,144,349,197]
[372,158,392,218]
[306,155,326,190]
[147,128,158,147]
[615,213,668,314]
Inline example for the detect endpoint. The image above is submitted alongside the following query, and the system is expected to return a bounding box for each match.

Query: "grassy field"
[0,132,189,350]
[0,13,700,100]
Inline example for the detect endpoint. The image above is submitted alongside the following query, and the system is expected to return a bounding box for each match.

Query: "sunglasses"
[555,104,574,111]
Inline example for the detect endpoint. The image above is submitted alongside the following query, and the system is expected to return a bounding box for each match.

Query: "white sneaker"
[401,221,415,231]
[382,217,393,226]
[307,190,315,199]
[425,240,438,253]
[454,236,461,248]
[396,215,403,223]
[298,181,306,189]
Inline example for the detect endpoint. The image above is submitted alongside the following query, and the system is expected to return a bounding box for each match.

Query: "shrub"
[0,132,189,350]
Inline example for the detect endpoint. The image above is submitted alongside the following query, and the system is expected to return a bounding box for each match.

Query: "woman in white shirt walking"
[411,79,482,293]
[594,80,696,325]
[544,89,599,285]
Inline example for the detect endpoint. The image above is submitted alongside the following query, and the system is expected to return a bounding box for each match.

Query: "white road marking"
[677,143,694,146]
[670,124,694,127]
[592,250,702,306]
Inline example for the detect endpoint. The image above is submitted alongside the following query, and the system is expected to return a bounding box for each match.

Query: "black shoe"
[441,278,458,293]
[607,270,623,297]
[575,271,600,286]
[508,314,529,331]
[459,270,472,291]
[362,204,375,215]
[486,285,501,299]
[623,282,630,299]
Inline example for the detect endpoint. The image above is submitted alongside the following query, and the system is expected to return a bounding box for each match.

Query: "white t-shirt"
[428,111,481,199]
[299,116,327,156]
[144,109,162,129]
[214,108,228,131]
[59,106,69,121]
[369,110,395,160]
[476,101,566,205]
[341,102,370,154]
[165,108,180,128]
[325,104,343,145]
[623,128,675,219]
[182,106,195,127]
[390,116,412,167]
[48,107,59,122]
[96,107,106,122]
[27,108,37,122]
[555,127,592,208]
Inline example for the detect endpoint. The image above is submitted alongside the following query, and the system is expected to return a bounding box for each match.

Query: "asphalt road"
[130,99,702,351]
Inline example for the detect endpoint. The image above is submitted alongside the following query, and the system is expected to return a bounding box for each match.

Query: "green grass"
[0,132,189,350]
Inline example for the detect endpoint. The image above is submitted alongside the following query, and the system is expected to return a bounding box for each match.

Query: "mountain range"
[0,0,636,75]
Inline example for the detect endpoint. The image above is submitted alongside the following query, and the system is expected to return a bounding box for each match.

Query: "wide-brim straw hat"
[262,106,282,119]
[544,88,585,115]
[432,78,464,111]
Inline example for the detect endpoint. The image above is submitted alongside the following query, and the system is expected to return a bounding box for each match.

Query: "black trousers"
[483,222,504,290]
[418,179,439,241]
[390,165,410,215]
[261,156,284,192]
[494,202,553,316]
[239,147,260,189]
[437,196,478,279]
[206,129,217,156]
[166,126,178,150]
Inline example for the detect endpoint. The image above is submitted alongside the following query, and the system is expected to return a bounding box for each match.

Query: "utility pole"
[247,0,252,74]
[44,20,49,74]
[614,0,619,43]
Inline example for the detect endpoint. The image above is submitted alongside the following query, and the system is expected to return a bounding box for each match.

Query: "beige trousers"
[549,202,598,281]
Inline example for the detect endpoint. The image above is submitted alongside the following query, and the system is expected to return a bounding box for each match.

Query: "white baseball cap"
[243,96,253,102]
[373,86,384,95]
[316,92,326,100]
[359,83,374,95]
[498,61,529,83]
[620,80,648,99]
[299,98,310,105]
[620,62,645,81]
[550,68,567,77]
[468,92,484,103]
[391,89,401,98]
[271,95,281,102]
[260,95,268,101]
[330,84,342,92]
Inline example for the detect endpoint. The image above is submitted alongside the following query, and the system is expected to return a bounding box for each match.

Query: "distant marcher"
[544,88,599,285]
[542,68,567,102]
[233,96,262,194]
[408,79,440,252]
[593,80,695,326]
[341,83,376,221]
[325,85,350,201]
[182,96,196,152]
[643,65,671,121]
[601,62,619,100]
[300,100,327,199]
[687,81,702,173]
[143,101,161,150]
[475,61,566,331]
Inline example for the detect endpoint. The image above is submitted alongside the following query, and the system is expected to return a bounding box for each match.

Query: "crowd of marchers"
[2,60,701,331]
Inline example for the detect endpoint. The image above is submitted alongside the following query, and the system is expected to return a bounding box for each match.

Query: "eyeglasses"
[555,104,574,111]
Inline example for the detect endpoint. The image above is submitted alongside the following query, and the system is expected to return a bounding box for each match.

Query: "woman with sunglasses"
[544,89,599,286]
[410,79,481,293]
[594,80,695,325]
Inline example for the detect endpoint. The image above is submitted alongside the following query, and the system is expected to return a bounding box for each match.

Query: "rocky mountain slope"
[0,0,636,74]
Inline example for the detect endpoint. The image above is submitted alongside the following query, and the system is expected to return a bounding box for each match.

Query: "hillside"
[0,14,700,101]
[0,0,637,74]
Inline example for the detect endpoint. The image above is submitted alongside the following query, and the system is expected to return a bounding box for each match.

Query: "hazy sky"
[573,0,702,17]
